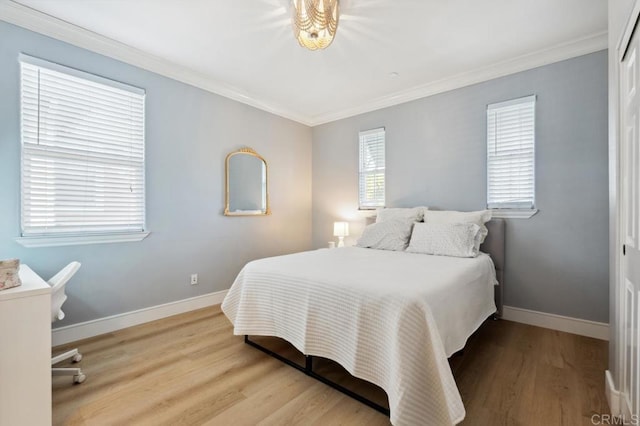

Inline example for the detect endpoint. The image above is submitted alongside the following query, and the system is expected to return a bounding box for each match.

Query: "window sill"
[15,232,150,248]
[490,209,538,219]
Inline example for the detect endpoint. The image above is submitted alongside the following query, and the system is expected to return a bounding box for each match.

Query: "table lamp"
[333,222,349,248]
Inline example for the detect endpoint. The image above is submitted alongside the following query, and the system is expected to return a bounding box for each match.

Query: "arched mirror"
[224,148,270,216]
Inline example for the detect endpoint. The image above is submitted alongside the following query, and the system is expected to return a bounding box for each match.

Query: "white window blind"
[359,128,385,209]
[20,55,146,237]
[487,95,535,209]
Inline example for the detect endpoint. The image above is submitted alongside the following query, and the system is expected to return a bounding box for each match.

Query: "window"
[19,55,147,246]
[487,95,536,215]
[358,128,385,209]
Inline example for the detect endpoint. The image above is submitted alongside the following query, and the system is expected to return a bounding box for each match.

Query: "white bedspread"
[222,247,497,426]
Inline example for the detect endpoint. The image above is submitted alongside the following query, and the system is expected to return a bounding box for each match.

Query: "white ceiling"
[6,0,607,126]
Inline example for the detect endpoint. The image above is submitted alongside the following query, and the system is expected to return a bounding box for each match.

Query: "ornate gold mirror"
[224,148,270,216]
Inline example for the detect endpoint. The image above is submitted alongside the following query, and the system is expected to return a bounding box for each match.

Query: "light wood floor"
[52,306,608,425]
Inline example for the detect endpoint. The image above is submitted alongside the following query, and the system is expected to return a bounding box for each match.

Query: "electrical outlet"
[190,274,198,285]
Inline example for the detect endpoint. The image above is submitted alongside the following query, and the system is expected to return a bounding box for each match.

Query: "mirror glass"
[225,149,270,216]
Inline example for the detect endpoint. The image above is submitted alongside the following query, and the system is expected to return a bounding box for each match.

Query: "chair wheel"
[72,353,83,363]
[73,373,86,384]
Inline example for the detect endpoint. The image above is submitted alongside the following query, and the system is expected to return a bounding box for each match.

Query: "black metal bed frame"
[244,335,390,416]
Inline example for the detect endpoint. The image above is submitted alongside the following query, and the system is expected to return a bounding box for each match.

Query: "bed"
[222,219,504,426]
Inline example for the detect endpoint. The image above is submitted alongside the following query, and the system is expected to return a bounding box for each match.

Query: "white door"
[620,21,640,418]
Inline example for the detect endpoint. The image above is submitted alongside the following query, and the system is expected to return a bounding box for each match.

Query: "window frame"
[358,127,386,210]
[486,95,538,219]
[15,54,149,247]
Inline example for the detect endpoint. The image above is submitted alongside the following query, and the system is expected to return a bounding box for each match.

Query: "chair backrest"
[49,262,81,323]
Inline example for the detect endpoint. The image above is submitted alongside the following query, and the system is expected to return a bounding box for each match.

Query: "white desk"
[0,265,52,426]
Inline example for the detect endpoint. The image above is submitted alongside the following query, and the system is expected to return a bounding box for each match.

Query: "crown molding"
[1,1,607,127]
[310,31,608,126]
[0,0,314,126]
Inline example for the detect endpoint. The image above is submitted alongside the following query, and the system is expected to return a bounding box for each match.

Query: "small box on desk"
[0,259,21,291]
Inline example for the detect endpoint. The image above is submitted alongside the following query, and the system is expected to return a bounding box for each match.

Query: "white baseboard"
[606,370,621,416]
[53,296,608,346]
[52,290,228,346]
[502,305,609,341]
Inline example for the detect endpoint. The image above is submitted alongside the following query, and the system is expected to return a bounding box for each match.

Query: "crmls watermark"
[591,414,640,425]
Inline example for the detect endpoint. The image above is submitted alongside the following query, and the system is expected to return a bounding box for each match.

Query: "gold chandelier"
[292,0,339,51]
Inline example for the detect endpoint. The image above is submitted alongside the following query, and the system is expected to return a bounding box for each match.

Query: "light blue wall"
[0,21,313,326]
[312,51,609,323]
[0,20,609,327]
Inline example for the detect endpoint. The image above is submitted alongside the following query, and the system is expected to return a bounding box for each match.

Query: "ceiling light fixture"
[292,0,339,51]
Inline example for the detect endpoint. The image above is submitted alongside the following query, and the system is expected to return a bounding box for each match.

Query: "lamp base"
[337,236,345,248]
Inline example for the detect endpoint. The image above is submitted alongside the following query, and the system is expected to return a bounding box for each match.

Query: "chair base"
[52,348,85,384]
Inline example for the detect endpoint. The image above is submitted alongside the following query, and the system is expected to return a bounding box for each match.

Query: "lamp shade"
[292,0,339,51]
[333,221,349,237]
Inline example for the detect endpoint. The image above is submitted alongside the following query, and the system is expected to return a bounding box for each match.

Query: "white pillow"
[422,209,492,244]
[407,222,481,258]
[376,207,426,223]
[356,219,415,251]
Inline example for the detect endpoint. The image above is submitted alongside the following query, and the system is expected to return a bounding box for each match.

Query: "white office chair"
[50,262,86,384]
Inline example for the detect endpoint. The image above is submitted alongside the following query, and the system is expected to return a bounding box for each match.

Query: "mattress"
[222,247,497,426]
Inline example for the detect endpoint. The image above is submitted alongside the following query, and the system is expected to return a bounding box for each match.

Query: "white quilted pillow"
[406,222,481,258]
[375,207,425,223]
[356,219,415,251]
[422,210,492,244]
